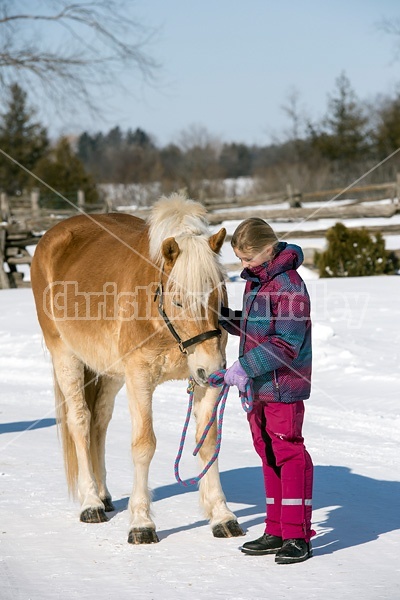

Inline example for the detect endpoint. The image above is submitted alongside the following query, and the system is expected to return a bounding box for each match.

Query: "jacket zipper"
[273,370,280,399]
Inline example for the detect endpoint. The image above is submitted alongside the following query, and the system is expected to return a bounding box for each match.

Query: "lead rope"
[174,370,254,487]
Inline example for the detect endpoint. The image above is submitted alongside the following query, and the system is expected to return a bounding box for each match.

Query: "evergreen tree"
[105,126,123,149]
[33,137,99,205]
[77,127,158,183]
[77,131,107,180]
[77,132,94,164]
[126,127,154,148]
[0,83,49,194]
[159,144,184,183]
[373,92,400,159]
[309,73,370,172]
[219,143,252,178]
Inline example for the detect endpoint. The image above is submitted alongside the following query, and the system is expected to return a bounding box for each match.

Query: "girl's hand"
[224,360,249,392]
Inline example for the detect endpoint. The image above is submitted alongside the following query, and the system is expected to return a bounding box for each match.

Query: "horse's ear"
[162,237,180,268]
[209,228,226,254]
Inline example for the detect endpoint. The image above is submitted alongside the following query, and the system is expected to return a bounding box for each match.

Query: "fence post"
[286,183,292,206]
[0,228,10,289]
[31,189,40,216]
[1,192,10,222]
[286,184,302,208]
[104,195,113,213]
[395,173,400,205]
[77,190,85,210]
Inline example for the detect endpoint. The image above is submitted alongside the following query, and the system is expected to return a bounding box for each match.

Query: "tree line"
[2,72,400,205]
[73,72,400,198]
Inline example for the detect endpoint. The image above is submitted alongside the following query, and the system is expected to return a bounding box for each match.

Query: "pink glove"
[224,360,249,392]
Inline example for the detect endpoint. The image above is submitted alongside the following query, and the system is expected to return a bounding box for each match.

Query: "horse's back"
[31,212,151,369]
[32,212,148,287]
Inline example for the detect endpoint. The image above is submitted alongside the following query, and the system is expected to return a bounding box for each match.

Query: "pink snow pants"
[247,400,314,542]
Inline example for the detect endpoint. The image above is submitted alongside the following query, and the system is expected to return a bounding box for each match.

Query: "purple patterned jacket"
[221,242,312,403]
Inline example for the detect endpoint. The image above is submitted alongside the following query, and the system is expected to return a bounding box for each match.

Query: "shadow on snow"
[0,418,56,434]
[112,465,400,554]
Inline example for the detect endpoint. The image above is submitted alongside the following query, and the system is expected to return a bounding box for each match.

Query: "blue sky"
[52,0,400,146]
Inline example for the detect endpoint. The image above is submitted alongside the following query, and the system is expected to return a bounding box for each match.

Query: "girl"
[220,217,314,564]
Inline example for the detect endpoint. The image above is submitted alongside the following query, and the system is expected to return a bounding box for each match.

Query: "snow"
[1,268,400,599]
[213,198,357,213]
[220,213,400,236]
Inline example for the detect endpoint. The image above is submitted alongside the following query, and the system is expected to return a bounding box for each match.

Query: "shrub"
[314,222,399,277]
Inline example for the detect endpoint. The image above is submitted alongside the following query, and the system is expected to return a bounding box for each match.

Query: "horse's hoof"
[212,520,245,538]
[80,507,108,523]
[101,496,115,512]
[127,527,159,544]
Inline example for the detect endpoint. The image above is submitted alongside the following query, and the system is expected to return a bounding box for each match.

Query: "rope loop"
[174,369,254,486]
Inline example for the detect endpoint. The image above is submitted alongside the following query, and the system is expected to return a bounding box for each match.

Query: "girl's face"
[233,244,274,268]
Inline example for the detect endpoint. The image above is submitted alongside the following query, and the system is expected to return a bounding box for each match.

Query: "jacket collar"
[241,242,304,283]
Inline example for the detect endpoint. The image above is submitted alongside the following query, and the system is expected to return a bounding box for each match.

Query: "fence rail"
[300,180,398,202]
[1,177,400,288]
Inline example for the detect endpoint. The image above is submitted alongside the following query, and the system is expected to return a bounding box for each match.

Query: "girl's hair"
[231,217,279,253]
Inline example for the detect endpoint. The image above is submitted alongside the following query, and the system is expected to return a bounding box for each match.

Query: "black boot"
[275,538,313,564]
[240,533,283,555]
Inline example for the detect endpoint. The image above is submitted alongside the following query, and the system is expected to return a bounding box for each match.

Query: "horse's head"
[159,227,227,386]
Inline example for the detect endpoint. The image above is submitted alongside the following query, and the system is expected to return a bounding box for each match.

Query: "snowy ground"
[1,268,399,599]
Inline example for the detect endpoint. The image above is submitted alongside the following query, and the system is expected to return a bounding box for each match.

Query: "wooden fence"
[1,178,400,288]
[0,190,107,289]
[204,176,400,210]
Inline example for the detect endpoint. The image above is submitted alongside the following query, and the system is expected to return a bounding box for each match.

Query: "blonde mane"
[148,193,225,315]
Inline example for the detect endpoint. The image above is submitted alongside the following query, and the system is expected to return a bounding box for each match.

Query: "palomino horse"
[31,193,244,544]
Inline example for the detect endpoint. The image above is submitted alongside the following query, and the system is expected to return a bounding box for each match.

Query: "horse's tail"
[54,366,99,497]
[53,368,78,496]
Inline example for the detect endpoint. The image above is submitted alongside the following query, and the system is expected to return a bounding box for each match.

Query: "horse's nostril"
[197,368,207,382]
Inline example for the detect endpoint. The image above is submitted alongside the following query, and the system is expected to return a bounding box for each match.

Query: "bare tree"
[377,17,400,61]
[281,87,307,142]
[0,0,159,115]
[174,124,224,200]
[176,124,222,154]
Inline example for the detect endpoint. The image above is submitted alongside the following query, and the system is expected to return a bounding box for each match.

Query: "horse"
[30,193,244,544]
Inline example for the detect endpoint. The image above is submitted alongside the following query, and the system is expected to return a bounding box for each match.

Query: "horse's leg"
[52,349,106,523]
[125,368,158,544]
[193,385,244,538]
[88,373,124,512]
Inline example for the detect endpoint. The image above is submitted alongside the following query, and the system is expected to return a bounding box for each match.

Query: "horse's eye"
[172,298,183,308]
